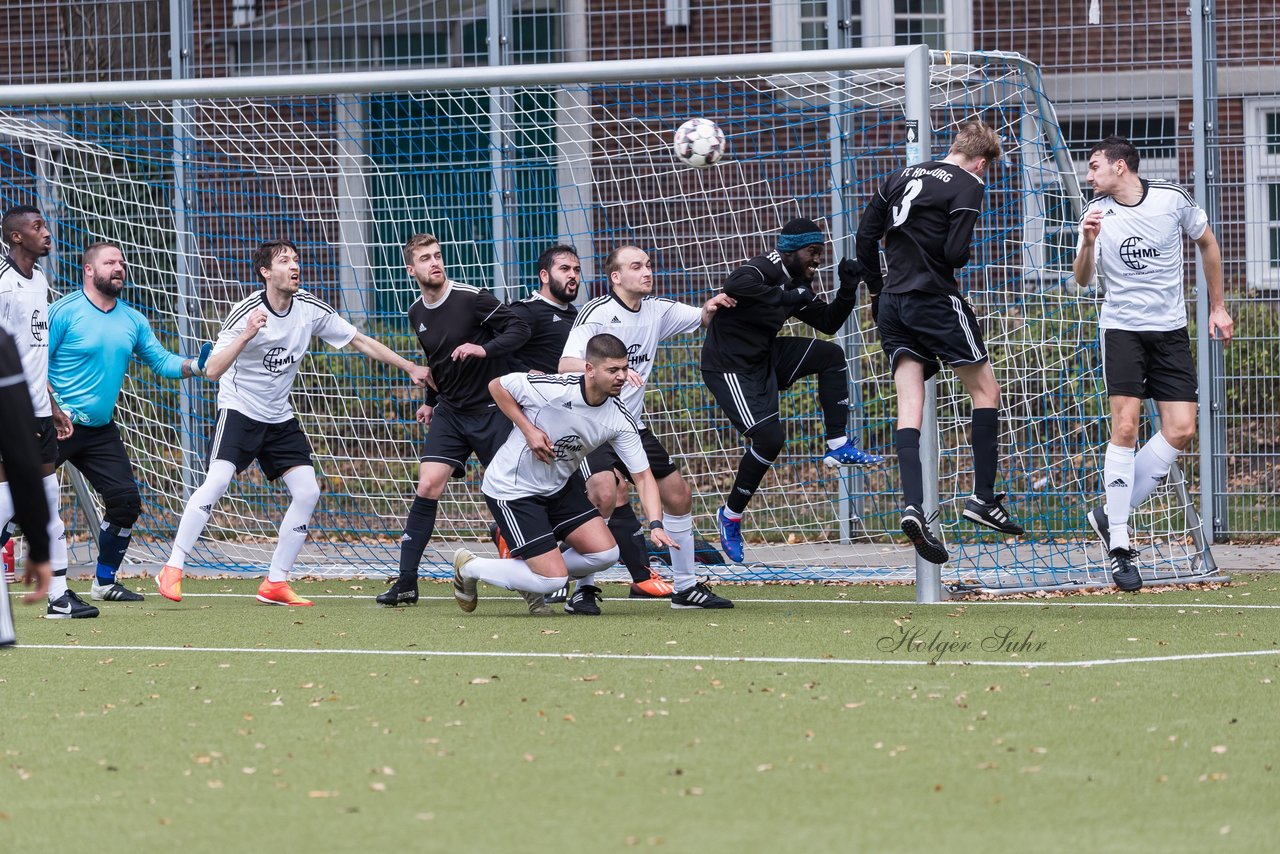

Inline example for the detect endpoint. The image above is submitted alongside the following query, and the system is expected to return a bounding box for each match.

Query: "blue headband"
[777,232,824,252]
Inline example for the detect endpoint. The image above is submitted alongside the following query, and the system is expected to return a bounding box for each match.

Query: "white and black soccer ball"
[673,118,726,168]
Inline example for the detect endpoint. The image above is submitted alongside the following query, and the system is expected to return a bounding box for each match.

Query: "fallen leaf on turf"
[756,763,773,772]
[309,791,335,798]
[370,782,386,792]
[1211,745,1227,754]
[470,678,490,685]
[540,630,560,635]
[523,753,535,762]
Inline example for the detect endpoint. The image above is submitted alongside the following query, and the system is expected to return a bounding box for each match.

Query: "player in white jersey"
[157,240,430,605]
[559,245,736,611]
[451,333,676,612]
[0,205,97,618]
[1074,136,1233,591]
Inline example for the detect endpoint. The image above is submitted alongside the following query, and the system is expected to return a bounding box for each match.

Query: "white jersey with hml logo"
[213,289,357,423]
[0,257,52,416]
[561,291,701,428]
[1079,179,1208,332]
[482,372,648,502]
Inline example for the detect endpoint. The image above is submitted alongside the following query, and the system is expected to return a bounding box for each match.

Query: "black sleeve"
[723,258,812,308]
[855,184,891,294]
[790,288,858,335]
[0,331,50,562]
[943,183,985,269]
[474,291,531,359]
[504,302,533,372]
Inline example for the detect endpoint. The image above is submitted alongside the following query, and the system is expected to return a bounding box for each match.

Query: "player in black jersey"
[701,218,885,564]
[377,234,532,608]
[855,120,1023,566]
[507,244,580,373]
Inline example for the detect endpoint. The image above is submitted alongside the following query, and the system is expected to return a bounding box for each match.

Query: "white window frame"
[1244,97,1280,292]
[1019,104,1180,288]
[772,0,972,53]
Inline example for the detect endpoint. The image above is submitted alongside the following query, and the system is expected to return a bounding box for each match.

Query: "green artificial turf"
[4,575,1279,852]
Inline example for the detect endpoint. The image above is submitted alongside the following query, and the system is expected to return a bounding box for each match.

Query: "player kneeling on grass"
[156,240,429,606]
[452,333,689,614]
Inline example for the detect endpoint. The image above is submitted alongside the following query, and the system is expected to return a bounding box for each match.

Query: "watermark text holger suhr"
[877,625,1048,663]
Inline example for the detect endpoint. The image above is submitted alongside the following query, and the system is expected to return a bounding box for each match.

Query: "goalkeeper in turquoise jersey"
[39,242,210,602]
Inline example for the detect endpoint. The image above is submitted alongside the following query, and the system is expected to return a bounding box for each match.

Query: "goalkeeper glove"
[190,342,213,378]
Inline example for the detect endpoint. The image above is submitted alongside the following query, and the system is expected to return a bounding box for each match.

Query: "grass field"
[5,574,1279,853]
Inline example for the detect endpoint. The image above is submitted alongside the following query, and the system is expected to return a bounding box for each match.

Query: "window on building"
[772,0,968,53]
[1245,100,1280,291]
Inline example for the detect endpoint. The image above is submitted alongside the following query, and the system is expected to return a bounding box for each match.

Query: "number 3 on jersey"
[891,178,924,228]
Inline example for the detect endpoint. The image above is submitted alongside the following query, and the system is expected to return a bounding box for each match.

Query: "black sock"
[818,365,850,439]
[726,448,775,515]
[896,428,923,509]
[397,496,438,580]
[971,408,999,502]
[607,502,651,584]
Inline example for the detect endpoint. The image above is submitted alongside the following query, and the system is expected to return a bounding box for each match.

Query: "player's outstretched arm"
[699,292,736,326]
[133,311,202,379]
[205,308,267,381]
[631,467,676,550]
[1195,226,1234,345]
[348,332,430,386]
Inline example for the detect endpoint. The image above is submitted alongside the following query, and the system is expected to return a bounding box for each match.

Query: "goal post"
[0,47,1221,592]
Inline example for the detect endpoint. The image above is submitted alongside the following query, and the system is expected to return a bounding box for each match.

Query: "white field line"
[11,643,1280,669]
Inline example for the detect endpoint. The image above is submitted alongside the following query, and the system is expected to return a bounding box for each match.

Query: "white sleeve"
[314,306,359,349]
[658,300,703,339]
[561,322,595,363]
[1180,199,1209,241]
[610,422,650,476]
[497,371,540,407]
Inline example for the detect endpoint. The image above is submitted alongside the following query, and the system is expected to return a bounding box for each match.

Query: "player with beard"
[505,245,674,602]
[46,242,212,603]
[0,205,95,618]
[701,218,884,565]
[377,234,534,609]
[159,240,429,605]
[1074,135,1232,591]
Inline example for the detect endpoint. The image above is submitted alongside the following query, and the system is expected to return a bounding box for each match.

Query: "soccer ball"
[673,118,726,168]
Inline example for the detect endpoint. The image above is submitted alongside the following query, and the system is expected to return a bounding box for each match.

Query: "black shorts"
[55,422,138,511]
[702,336,845,437]
[580,426,676,482]
[485,473,600,559]
[209,408,313,481]
[34,416,58,465]
[419,405,510,478]
[876,290,989,380]
[1101,327,1198,401]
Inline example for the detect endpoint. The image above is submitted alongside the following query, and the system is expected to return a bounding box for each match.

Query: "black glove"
[837,257,864,294]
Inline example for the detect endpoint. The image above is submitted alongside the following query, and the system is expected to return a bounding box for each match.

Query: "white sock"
[461,556,566,595]
[43,475,68,600]
[0,481,12,530]
[1104,443,1136,551]
[267,467,320,583]
[1131,431,1181,508]
[826,436,848,451]
[664,512,697,593]
[168,460,236,569]
[576,573,597,588]
[563,546,619,579]
[721,505,742,522]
